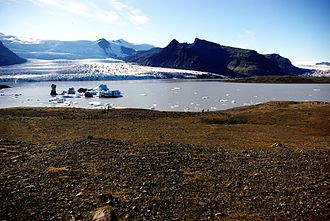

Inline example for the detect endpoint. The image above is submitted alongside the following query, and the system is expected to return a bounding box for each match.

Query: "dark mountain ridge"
[0,41,26,66]
[126,38,307,78]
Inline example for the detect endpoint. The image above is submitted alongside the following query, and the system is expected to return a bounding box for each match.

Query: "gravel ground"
[1,138,329,220]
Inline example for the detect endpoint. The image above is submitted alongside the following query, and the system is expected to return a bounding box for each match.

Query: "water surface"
[1,80,329,111]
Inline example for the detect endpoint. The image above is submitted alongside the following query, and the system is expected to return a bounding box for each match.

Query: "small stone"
[92,207,117,221]
[271,143,285,148]
[215,212,225,217]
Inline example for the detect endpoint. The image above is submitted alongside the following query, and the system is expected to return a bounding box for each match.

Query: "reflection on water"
[0,79,329,111]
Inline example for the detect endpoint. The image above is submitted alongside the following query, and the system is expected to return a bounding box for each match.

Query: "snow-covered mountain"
[0,33,154,60]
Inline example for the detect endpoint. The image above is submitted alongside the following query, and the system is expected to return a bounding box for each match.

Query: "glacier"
[0,59,220,82]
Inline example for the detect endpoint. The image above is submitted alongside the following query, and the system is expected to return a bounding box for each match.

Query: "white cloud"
[128,9,149,25]
[97,11,120,24]
[108,0,149,25]
[32,0,119,23]
[32,0,149,25]
[108,0,127,11]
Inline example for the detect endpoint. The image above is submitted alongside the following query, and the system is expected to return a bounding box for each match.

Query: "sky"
[0,0,329,62]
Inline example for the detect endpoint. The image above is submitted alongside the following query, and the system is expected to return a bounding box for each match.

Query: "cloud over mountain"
[32,0,149,25]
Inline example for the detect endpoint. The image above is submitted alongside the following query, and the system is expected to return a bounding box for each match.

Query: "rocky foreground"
[0,101,329,220]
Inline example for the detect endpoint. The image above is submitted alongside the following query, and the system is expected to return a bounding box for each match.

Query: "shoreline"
[225,75,330,83]
[1,75,330,85]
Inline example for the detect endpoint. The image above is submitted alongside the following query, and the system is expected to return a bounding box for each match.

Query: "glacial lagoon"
[1,79,329,111]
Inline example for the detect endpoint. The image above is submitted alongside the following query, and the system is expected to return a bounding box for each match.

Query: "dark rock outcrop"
[264,54,306,75]
[50,84,57,96]
[120,46,136,56]
[126,38,305,78]
[0,85,11,89]
[316,61,330,66]
[0,41,26,66]
[97,38,115,57]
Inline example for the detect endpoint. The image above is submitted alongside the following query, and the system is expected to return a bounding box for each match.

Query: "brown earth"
[0,101,329,220]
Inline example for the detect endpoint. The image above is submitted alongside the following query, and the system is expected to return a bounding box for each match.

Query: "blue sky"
[0,0,329,62]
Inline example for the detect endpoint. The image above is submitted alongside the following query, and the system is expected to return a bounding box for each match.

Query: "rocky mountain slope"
[126,38,307,78]
[264,54,305,75]
[0,41,26,66]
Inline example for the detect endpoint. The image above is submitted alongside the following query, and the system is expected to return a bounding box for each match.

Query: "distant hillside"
[0,33,154,60]
[0,41,26,66]
[264,54,306,75]
[316,62,330,66]
[126,38,307,78]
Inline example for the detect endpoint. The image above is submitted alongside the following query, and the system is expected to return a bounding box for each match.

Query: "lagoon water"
[0,80,329,111]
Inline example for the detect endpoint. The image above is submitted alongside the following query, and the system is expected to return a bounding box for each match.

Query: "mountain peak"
[193,38,203,43]
[167,39,180,47]
[192,38,220,48]
[97,38,110,48]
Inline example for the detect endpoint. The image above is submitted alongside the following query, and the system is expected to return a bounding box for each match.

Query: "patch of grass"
[203,116,247,125]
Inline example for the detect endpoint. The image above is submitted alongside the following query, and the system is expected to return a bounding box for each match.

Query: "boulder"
[50,84,57,96]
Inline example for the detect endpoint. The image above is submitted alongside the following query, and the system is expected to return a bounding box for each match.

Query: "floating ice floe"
[84,84,122,98]
[61,94,81,98]
[231,100,236,104]
[49,96,66,103]
[89,101,102,106]
[219,99,228,103]
[313,89,320,91]
[202,96,208,99]
[13,93,22,97]
[60,101,74,107]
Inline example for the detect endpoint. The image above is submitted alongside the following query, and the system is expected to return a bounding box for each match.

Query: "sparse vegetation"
[226,75,330,83]
[0,101,329,220]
